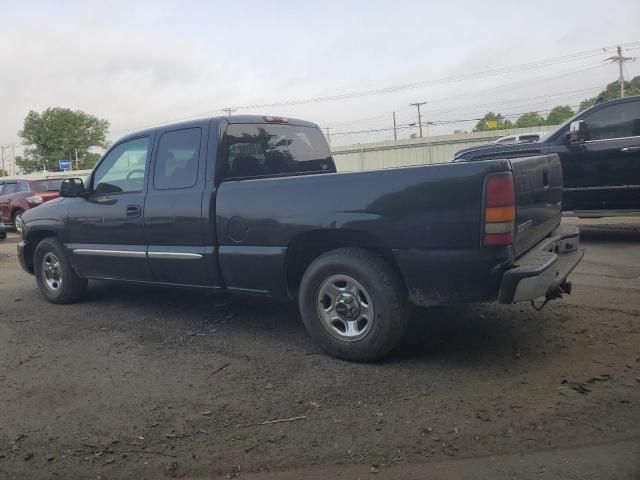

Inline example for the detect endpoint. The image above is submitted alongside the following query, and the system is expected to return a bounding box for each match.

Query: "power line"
[326,62,607,129]
[109,43,638,135]
[331,106,580,137]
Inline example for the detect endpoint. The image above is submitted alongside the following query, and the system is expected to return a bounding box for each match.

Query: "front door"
[560,99,640,211]
[65,135,154,280]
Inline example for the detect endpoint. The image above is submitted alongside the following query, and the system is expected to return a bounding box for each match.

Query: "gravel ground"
[0,220,639,479]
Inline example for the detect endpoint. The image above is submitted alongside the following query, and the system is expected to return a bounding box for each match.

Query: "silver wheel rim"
[316,274,374,341]
[42,252,63,292]
[14,213,23,234]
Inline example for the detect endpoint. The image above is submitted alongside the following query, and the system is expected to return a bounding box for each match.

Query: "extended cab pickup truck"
[18,115,583,361]
[454,96,640,217]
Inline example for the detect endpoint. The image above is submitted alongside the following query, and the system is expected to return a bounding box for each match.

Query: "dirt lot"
[1,220,639,479]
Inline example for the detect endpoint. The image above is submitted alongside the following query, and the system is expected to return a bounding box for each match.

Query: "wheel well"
[23,230,58,272]
[285,229,401,294]
[11,207,24,221]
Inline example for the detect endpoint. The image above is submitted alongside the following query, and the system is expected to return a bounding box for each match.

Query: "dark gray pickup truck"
[18,115,583,361]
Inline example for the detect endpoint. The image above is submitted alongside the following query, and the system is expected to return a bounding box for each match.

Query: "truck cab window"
[225,124,333,179]
[93,137,150,194]
[154,128,201,190]
[1,183,17,195]
[583,101,640,141]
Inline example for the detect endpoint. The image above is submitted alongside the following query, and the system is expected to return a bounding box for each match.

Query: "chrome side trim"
[147,252,203,260]
[73,249,146,258]
[585,135,640,144]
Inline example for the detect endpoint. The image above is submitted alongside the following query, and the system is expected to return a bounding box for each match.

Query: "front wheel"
[299,248,409,362]
[34,237,87,304]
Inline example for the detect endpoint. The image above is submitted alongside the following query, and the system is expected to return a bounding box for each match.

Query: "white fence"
[331,125,556,171]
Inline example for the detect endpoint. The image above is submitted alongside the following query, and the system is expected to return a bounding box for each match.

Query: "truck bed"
[215,154,563,301]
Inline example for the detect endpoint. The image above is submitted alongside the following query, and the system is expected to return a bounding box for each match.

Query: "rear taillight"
[26,195,44,206]
[483,172,515,246]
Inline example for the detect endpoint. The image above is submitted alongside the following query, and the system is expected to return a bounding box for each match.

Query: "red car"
[0,178,65,234]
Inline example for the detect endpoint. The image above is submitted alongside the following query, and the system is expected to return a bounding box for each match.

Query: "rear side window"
[519,134,540,143]
[584,101,640,141]
[34,179,64,192]
[225,124,332,179]
[154,128,201,190]
[2,183,17,195]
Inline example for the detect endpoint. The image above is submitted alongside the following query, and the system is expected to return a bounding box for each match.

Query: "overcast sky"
[1,0,639,151]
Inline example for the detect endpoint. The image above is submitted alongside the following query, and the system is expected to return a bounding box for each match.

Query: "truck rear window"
[225,124,333,179]
[34,179,64,192]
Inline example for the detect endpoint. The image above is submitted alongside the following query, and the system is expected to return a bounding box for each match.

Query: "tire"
[12,209,24,235]
[34,237,87,304]
[298,248,409,362]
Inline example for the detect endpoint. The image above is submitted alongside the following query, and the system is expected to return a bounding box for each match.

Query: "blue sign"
[58,159,71,171]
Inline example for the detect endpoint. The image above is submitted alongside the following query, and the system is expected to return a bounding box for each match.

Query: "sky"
[1,0,639,156]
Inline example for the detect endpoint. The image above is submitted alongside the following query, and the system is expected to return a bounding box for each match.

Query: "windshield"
[33,179,64,192]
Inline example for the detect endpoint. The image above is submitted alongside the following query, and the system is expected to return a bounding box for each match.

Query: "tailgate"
[510,154,563,257]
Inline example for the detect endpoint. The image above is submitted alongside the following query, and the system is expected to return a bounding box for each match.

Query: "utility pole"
[11,144,15,176]
[606,45,635,97]
[1,146,5,177]
[222,107,237,116]
[426,122,434,163]
[409,101,427,137]
[392,112,397,142]
[325,127,331,148]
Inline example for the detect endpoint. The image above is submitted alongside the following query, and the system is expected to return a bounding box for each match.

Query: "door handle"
[126,205,141,217]
[92,195,117,205]
[621,146,640,153]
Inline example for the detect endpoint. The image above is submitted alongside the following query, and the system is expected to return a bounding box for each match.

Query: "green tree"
[546,105,574,125]
[579,75,640,111]
[0,168,8,177]
[473,112,514,132]
[515,112,546,128]
[18,108,110,173]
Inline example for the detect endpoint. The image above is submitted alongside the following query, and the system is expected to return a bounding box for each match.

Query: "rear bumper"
[498,225,583,303]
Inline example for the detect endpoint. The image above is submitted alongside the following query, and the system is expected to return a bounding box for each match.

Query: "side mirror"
[60,178,87,197]
[568,120,588,144]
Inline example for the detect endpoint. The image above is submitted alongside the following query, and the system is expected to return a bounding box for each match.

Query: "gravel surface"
[0,221,639,479]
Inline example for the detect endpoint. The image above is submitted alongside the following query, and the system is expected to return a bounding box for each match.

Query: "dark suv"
[0,178,65,234]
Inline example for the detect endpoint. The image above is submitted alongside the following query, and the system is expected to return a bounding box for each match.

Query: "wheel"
[34,237,87,304]
[298,248,409,362]
[12,209,24,235]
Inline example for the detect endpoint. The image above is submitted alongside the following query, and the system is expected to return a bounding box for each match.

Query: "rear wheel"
[12,209,24,235]
[34,237,87,304]
[298,248,409,362]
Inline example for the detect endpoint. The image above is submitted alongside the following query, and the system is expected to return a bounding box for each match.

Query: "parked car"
[17,115,582,361]
[494,133,546,145]
[0,220,6,240]
[454,96,640,216]
[0,178,65,234]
